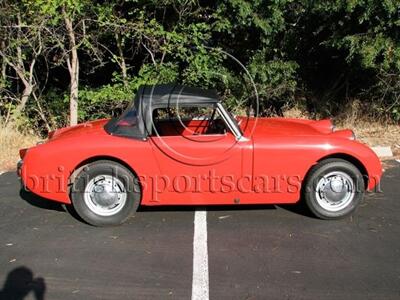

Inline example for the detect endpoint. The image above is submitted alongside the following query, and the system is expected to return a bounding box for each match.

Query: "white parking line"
[191,209,209,300]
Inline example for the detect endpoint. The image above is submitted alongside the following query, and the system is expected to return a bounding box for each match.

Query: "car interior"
[151,105,228,136]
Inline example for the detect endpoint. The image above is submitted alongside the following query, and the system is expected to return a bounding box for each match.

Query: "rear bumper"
[17,159,28,191]
[17,159,23,177]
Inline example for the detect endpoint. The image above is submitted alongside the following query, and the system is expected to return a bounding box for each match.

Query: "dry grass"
[334,101,400,160]
[0,124,39,171]
[282,106,312,119]
[337,120,400,149]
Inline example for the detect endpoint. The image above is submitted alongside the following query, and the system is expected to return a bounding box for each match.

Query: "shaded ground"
[0,162,400,299]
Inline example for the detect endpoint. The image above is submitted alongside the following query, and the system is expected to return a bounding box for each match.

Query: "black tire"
[303,158,365,219]
[70,160,140,226]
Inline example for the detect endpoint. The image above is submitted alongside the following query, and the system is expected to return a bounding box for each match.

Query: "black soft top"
[105,84,219,139]
[141,84,218,105]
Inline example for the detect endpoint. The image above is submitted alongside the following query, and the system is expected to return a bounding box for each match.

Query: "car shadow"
[140,203,316,218]
[138,204,277,212]
[19,189,65,212]
[137,201,318,219]
[277,202,317,218]
[19,188,315,220]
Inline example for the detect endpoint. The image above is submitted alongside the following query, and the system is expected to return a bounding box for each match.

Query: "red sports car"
[18,84,382,226]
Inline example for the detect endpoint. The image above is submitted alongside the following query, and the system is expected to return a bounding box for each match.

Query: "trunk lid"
[49,119,109,141]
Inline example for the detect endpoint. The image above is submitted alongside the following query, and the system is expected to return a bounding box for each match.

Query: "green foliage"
[78,63,180,122]
[1,0,400,131]
[248,50,298,113]
[319,0,400,73]
[326,0,399,119]
[25,0,91,21]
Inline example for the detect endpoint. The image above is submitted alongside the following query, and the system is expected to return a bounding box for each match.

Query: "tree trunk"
[1,55,6,84]
[0,48,34,122]
[32,91,51,132]
[63,7,79,126]
[17,85,33,113]
[115,32,128,87]
[69,52,79,126]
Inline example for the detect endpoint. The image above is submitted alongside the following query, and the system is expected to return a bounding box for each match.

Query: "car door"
[148,104,251,204]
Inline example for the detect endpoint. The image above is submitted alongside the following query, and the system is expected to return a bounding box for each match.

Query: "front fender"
[319,139,382,191]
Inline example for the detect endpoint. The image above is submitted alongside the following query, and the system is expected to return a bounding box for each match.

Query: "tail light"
[19,148,28,159]
[48,130,56,139]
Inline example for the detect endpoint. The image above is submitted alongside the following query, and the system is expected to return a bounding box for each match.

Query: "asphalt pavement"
[0,161,399,300]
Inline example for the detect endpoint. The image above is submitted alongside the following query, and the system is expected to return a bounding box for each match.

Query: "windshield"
[221,103,243,135]
[217,103,243,137]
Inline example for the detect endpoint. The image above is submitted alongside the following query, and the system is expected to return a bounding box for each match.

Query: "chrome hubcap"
[315,171,355,212]
[84,175,127,216]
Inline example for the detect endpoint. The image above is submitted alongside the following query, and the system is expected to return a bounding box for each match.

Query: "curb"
[371,146,393,158]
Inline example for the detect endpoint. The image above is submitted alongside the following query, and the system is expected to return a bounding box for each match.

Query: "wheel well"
[68,156,142,198]
[316,153,369,188]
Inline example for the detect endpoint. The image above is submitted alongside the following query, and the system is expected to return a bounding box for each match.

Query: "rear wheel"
[303,158,365,219]
[71,160,140,226]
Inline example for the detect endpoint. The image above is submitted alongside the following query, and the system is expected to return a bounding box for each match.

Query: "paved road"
[0,162,399,299]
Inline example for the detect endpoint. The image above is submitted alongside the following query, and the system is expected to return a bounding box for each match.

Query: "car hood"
[240,117,353,139]
[48,119,110,141]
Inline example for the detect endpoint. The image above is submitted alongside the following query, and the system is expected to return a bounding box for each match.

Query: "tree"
[0,1,51,129]
[28,0,95,126]
[62,5,80,125]
[1,0,399,132]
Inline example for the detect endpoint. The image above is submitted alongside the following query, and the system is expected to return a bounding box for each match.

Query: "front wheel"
[71,160,140,226]
[303,158,365,219]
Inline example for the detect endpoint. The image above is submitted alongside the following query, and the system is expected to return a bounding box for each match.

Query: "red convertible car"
[18,84,382,226]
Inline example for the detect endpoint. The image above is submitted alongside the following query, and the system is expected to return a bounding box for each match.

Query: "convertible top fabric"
[141,84,218,105]
[105,84,219,139]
